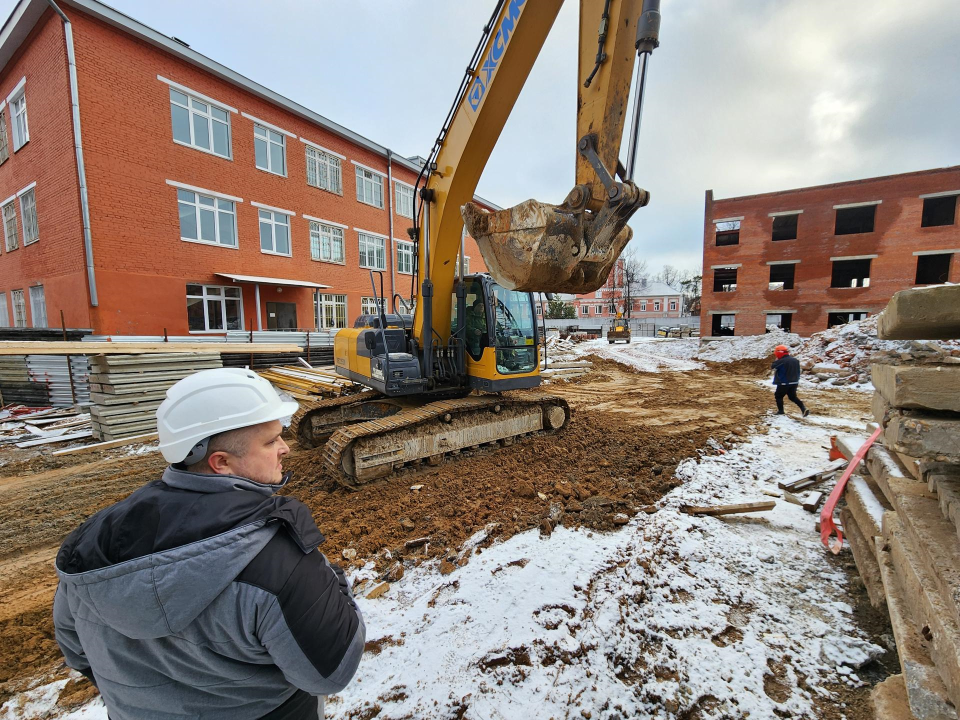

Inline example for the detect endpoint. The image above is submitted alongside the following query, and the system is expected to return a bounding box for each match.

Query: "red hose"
[819,426,884,554]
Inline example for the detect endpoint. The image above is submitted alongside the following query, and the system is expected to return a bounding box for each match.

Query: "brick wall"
[701,166,960,337]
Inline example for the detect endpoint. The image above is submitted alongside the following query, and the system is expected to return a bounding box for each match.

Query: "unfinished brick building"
[701,165,960,337]
[0,0,492,335]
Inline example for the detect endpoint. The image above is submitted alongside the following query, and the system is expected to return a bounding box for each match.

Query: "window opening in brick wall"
[768,264,795,290]
[0,111,9,164]
[169,88,230,158]
[317,293,347,329]
[713,267,738,292]
[835,205,876,235]
[654,301,661,311]
[177,190,236,247]
[356,166,384,208]
[0,292,7,327]
[396,240,414,274]
[259,210,291,255]
[11,92,28,151]
[11,289,26,327]
[827,311,867,328]
[254,125,286,175]
[831,258,871,288]
[309,221,344,264]
[186,284,242,331]
[2,201,18,251]
[715,220,740,246]
[766,313,791,333]
[711,314,735,336]
[305,147,342,194]
[358,232,386,270]
[361,297,385,315]
[28,285,46,327]
[772,214,798,241]
[395,182,414,219]
[915,253,952,285]
[921,195,957,228]
[19,188,37,245]
[670,300,677,311]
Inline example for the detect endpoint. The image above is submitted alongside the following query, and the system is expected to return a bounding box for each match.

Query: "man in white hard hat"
[52,368,365,719]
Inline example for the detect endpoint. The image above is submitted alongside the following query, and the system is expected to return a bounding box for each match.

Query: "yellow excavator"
[295,0,662,484]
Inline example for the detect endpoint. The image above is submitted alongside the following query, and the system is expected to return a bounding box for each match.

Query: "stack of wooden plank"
[258,365,358,400]
[89,353,223,440]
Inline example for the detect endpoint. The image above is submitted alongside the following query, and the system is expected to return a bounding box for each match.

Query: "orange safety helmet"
[774,345,790,359]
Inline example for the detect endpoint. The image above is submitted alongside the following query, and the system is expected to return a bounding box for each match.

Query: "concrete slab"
[872,363,960,413]
[932,473,960,545]
[867,445,930,509]
[884,412,960,463]
[846,473,891,544]
[878,285,960,340]
[885,514,960,713]
[841,507,887,610]
[871,675,915,720]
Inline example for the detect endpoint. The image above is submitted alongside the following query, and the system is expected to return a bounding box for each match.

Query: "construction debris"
[682,501,776,516]
[778,458,846,491]
[257,365,359,400]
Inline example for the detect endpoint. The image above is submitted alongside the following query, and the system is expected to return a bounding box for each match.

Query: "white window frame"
[0,292,7,327]
[9,79,28,152]
[305,145,343,194]
[254,123,286,176]
[176,188,237,248]
[355,165,384,209]
[396,240,414,275]
[28,285,46,327]
[2,198,18,251]
[186,284,244,333]
[168,86,232,159]
[257,208,293,256]
[640,301,647,311]
[11,288,26,327]
[654,301,661,311]
[309,220,345,264]
[0,108,9,164]
[669,300,677,311]
[18,185,37,245]
[358,231,386,270]
[317,293,347,330]
[394,181,414,219]
[457,255,471,276]
[361,297,385,315]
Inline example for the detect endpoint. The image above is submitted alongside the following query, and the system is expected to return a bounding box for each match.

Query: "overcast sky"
[9,0,960,274]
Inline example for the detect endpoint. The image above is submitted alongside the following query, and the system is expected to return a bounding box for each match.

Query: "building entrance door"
[266,302,298,330]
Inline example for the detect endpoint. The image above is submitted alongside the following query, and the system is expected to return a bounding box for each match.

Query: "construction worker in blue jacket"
[771,345,810,417]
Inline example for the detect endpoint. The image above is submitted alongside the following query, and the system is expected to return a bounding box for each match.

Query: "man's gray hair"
[186,426,252,473]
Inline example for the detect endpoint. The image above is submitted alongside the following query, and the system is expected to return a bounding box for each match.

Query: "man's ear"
[207,451,233,475]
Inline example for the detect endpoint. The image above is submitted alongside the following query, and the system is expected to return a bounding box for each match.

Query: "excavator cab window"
[490,283,536,374]
[454,279,489,361]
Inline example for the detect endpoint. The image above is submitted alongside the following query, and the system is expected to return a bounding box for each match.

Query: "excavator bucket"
[462,197,633,295]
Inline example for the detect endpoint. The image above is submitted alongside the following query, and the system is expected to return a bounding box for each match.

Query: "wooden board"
[0,342,302,355]
[52,432,159,456]
[15,430,93,448]
[778,459,846,490]
[683,501,776,516]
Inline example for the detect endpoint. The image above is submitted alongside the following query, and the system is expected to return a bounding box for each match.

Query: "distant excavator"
[294,0,662,484]
[607,311,631,344]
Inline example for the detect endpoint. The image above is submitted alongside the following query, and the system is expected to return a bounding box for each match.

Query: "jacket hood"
[55,467,324,640]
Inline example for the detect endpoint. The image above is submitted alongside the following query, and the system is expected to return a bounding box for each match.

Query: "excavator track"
[322,392,570,486]
[289,390,387,449]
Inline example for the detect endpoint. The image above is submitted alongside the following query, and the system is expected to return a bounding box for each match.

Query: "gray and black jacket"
[53,466,365,719]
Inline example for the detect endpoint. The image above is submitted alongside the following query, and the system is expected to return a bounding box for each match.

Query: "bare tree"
[620,250,649,318]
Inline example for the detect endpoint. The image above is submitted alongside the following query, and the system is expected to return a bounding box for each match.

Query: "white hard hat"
[156,368,299,464]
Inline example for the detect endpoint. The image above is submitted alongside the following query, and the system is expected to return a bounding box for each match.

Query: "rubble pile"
[836,284,960,719]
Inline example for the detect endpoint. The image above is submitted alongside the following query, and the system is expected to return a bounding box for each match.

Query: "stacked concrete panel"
[840,285,960,719]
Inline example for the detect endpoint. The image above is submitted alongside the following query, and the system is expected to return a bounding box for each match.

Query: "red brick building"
[0,0,492,334]
[701,166,960,337]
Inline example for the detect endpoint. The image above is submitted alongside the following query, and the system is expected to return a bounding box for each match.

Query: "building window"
[670,300,677,311]
[396,240,414,274]
[2,200,18,251]
[11,289,26,327]
[772,214,798,241]
[0,292,7,327]
[259,210,291,255]
[921,195,957,228]
[19,188,37,245]
[395,182,414,218]
[177,190,236,247]
[254,125,286,175]
[915,253,952,285]
[827,311,867,328]
[358,232,386,270]
[0,111,9,164]
[711,314,735,336]
[317,293,347,329]
[580,305,588,316]
[536,304,542,316]
[11,92,28,151]
[186,284,242,331]
[766,313,792,333]
[654,301,661,311]
[640,301,647,311]
[831,259,871,288]
[305,147,342,194]
[356,166,384,208]
[713,268,738,292]
[715,220,740,246]
[28,285,46,327]
[169,88,230,158]
[309,221,344,263]
[457,256,470,276]
[361,297,385,315]
[835,205,876,235]
[768,264,795,290]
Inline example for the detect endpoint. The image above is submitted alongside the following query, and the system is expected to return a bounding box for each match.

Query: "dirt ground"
[0,359,884,717]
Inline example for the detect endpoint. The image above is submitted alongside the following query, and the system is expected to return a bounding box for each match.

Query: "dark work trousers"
[775,383,806,414]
